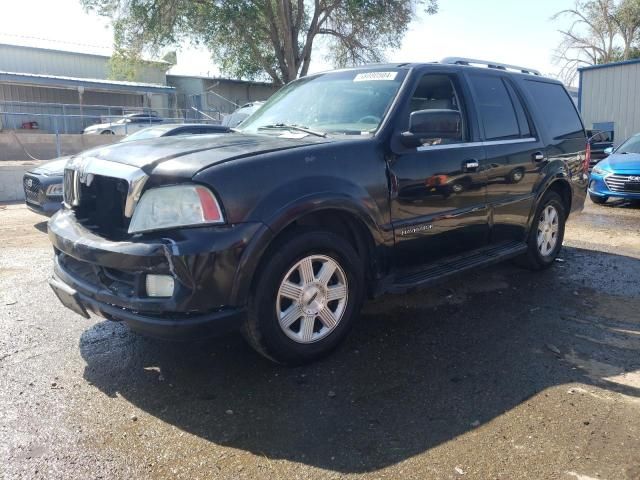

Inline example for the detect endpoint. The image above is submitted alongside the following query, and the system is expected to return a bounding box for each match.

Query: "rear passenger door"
[520,79,587,204]
[466,72,546,243]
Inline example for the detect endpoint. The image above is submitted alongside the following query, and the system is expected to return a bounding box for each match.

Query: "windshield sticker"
[353,72,398,82]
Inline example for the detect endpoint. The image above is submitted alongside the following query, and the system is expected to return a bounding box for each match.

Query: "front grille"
[63,168,75,206]
[605,174,640,193]
[23,175,43,204]
[74,175,131,237]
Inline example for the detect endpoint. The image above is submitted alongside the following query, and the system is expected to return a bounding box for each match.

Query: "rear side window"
[524,80,583,139]
[468,74,525,140]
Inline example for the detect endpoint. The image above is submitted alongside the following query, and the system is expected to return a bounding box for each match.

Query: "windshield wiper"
[258,123,327,138]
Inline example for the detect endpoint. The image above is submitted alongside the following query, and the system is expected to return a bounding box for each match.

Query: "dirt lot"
[1,200,639,480]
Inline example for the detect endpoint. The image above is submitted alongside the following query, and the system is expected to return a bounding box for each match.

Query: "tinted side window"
[468,74,522,140]
[524,80,583,139]
[408,74,468,145]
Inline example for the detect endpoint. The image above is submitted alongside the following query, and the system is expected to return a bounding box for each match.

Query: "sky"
[0,0,577,82]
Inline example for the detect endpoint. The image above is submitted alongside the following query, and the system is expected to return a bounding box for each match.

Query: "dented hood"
[77,132,329,177]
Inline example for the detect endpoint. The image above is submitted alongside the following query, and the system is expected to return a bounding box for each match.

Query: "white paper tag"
[353,71,398,82]
[278,132,308,139]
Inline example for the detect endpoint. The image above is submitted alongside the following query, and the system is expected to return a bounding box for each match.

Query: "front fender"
[228,188,393,306]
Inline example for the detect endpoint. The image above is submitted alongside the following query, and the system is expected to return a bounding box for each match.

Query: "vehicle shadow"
[597,198,640,209]
[79,246,640,473]
[34,221,48,234]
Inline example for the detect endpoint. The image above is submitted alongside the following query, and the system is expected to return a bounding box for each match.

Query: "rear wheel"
[100,130,115,135]
[589,193,608,204]
[242,229,364,364]
[516,191,566,270]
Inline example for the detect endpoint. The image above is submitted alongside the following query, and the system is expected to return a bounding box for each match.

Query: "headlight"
[128,185,224,234]
[46,183,64,196]
[592,165,609,176]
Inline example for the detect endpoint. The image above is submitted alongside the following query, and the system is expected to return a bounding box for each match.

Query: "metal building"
[0,43,175,133]
[578,59,640,142]
[167,74,279,118]
[0,43,279,133]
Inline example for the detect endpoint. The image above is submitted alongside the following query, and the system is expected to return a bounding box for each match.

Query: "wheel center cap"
[301,284,326,315]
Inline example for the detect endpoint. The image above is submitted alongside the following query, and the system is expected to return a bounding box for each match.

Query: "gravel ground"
[1,199,639,480]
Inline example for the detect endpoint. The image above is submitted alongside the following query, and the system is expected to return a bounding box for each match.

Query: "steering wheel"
[357,115,381,124]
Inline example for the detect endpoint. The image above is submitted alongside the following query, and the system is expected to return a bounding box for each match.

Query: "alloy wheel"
[537,205,559,257]
[276,254,348,344]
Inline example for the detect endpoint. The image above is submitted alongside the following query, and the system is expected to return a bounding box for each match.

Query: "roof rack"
[441,57,541,76]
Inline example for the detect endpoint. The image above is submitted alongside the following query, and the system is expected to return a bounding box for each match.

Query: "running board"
[382,241,527,295]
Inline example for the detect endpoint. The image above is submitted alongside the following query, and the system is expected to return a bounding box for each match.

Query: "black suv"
[48,58,588,364]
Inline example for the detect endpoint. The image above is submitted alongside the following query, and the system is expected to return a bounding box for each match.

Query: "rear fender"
[526,165,573,232]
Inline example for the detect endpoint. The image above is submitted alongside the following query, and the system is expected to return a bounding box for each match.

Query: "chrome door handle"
[532,151,546,162]
[463,159,479,171]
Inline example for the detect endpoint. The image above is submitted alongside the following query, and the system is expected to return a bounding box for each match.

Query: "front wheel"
[242,229,364,364]
[516,191,566,270]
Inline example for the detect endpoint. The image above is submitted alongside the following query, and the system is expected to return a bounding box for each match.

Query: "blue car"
[589,133,640,204]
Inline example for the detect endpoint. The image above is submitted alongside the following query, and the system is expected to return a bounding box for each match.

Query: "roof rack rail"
[441,57,541,76]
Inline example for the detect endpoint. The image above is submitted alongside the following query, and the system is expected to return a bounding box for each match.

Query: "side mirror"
[401,109,462,147]
[604,146,614,155]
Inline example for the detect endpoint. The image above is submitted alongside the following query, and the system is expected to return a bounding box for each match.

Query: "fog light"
[145,274,175,298]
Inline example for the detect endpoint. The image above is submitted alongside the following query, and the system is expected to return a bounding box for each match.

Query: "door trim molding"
[417,137,537,152]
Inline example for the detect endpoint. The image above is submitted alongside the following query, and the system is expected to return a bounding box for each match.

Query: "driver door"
[388,71,489,267]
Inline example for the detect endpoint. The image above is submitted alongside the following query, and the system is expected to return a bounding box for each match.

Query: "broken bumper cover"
[48,209,265,337]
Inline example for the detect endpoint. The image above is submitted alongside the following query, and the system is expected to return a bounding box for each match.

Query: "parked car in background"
[587,130,614,169]
[589,133,640,204]
[49,59,588,364]
[24,123,229,216]
[221,102,264,128]
[118,123,229,142]
[23,156,69,216]
[83,113,165,135]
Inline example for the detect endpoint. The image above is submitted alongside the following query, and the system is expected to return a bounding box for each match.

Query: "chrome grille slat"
[604,174,640,192]
[23,175,43,204]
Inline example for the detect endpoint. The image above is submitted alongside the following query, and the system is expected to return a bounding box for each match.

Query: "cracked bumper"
[47,209,265,337]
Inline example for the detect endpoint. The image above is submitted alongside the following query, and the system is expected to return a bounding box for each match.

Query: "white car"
[221,102,264,128]
[83,113,165,135]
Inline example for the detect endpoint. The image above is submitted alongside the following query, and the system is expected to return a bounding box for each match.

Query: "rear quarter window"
[523,80,583,139]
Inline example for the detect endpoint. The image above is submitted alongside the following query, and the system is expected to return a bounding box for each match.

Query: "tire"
[516,191,566,270]
[242,228,365,365]
[100,130,115,135]
[589,193,608,205]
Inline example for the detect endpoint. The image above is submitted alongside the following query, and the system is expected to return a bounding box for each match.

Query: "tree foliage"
[553,0,640,84]
[82,0,437,85]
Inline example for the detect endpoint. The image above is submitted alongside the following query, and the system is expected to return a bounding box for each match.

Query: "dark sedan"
[23,123,229,216]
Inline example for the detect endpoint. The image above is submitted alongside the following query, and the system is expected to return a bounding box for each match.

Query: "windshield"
[616,134,640,154]
[121,126,170,142]
[239,69,407,135]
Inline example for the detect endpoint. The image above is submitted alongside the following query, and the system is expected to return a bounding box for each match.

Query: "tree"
[82,0,438,85]
[613,0,640,59]
[553,0,640,84]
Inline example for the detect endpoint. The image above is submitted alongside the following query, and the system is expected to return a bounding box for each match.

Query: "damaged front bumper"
[48,209,265,338]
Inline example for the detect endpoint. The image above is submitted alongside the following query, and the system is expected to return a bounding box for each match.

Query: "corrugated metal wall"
[0,44,167,85]
[581,62,640,141]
